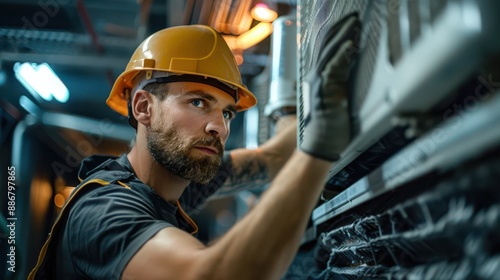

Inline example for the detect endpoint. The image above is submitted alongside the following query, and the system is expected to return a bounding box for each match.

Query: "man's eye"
[191,99,205,108]
[223,111,235,120]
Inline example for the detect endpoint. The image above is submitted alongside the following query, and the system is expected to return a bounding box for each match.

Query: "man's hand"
[300,15,360,161]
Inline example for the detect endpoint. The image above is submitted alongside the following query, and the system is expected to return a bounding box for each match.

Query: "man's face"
[146,82,237,184]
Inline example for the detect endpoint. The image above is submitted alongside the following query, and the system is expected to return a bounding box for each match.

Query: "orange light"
[223,22,274,52]
[222,35,238,50]
[54,186,75,208]
[235,53,244,65]
[63,186,75,198]
[251,3,278,22]
[236,22,273,50]
[54,194,66,208]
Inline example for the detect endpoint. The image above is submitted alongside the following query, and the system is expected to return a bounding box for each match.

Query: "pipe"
[136,0,152,41]
[76,0,118,85]
[265,15,298,118]
[76,0,104,54]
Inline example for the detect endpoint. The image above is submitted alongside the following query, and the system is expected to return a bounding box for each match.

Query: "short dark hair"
[143,82,169,100]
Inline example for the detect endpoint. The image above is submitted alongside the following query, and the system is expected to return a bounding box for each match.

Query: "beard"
[146,122,224,184]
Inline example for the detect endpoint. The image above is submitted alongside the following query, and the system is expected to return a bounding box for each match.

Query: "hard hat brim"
[106,68,257,117]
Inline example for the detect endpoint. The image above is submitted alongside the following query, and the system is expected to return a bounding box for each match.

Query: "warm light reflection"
[222,35,238,50]
[54,194,66,208]
[235,22,273,50]
[234,52,244,65]
[54,186,75,208]
[211,0,232,34]
[223,22,274,51]
[30,177,53,231]
[251,3,278,22]
[228,0,254,35]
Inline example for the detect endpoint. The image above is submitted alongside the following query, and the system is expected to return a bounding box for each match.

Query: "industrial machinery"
[281,0,500,278]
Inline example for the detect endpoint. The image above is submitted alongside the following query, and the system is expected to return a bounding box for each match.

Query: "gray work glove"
[300,15,360,162]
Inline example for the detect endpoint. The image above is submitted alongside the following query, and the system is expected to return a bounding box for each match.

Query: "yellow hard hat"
[107,25,257,117]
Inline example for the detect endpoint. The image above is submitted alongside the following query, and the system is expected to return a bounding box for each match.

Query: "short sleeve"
[64,185,173,280]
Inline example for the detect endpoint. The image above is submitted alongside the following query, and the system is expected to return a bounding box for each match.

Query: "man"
[30,16,359,280]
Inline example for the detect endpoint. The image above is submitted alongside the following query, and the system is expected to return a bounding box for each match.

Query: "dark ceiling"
[0,0,294,130]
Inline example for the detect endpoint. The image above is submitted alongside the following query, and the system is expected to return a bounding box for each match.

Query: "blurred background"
[0,0,295,139]
[2,0,500,279]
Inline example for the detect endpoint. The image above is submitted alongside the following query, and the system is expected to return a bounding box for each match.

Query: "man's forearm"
[259,117,297,180]
[215,119,297,197]
[203,150,331,279]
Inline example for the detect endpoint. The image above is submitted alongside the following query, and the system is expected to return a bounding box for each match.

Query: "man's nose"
[205,111,229,140]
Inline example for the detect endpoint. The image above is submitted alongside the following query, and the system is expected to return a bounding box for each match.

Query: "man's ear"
[131,89,153,127]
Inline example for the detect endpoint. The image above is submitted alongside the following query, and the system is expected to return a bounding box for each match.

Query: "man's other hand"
[300,15,361,161]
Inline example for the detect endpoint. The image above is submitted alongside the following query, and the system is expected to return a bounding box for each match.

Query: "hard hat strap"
[123,88,139,129]
[145,75,239,103]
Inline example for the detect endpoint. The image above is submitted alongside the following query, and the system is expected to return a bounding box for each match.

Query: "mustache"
[190,136,224,155]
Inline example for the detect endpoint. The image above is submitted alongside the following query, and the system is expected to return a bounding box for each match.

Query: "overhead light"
[235,22,273,50]
[224,22,274,51]
[14,62,69,103]
[251,2,278,22]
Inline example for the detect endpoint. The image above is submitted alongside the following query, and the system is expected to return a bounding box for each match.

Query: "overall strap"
[28,165,135,280]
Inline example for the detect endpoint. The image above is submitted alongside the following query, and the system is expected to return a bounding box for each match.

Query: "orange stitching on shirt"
[176,200,199,235]
[117,180,131,189]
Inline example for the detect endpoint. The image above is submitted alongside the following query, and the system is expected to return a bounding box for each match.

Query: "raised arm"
[122,151,331,280]
[215,116,297,197]
[122,15,360,280]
